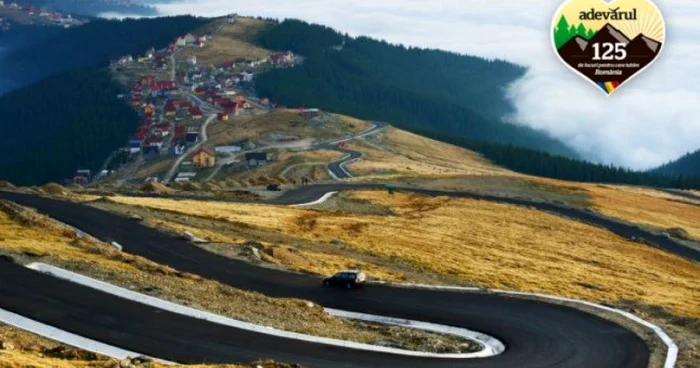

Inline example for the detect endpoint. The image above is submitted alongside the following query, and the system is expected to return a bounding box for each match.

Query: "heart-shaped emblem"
[552,0,665,95]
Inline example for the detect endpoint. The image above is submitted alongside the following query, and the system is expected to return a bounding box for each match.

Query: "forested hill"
[0,24,65,95]
[0,24,64,48]
[419,128,700,189]
[0,68,139,185]
[3,15,207,90]
[651,150,700,179]
[252,19,700,189]
[253,19,576,157]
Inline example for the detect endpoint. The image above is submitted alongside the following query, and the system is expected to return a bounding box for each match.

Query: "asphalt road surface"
[0,190,655,367]
[313,121,387,179]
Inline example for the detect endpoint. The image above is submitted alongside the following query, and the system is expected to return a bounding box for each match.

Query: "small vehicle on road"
[266,183,282,191]
[322,270,367,289]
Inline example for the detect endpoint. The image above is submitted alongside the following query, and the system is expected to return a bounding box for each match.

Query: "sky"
[112,0,700,169]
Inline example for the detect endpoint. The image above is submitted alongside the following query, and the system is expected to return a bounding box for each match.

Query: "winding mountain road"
[313,121,387,179]
[0,188,675,367]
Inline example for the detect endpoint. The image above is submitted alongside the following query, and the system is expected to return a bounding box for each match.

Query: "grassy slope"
[106,192,699,319]
[345,128,514,179]
[177,17,270,66]
[530,178,700,241]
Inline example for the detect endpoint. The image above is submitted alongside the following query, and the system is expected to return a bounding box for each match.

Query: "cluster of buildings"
[130,75,178,105]
[175,33,208,49]
[125,76,181,156]
[0,2,87,29]
[107,23,292,184]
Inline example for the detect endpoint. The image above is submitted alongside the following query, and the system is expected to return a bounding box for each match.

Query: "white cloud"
[146,0,700,169]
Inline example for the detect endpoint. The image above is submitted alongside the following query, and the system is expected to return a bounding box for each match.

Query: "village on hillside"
[74,15,329,188]
[0,1,87,30]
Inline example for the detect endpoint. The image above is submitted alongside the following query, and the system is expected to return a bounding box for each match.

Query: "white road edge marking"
[290,191,338,207]
[25,263,503,359]
[375,281,678,368]
[0,308,170,363]
[325,308,505,356]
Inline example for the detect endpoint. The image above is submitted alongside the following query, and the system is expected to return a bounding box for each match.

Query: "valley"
[0,10,698,368]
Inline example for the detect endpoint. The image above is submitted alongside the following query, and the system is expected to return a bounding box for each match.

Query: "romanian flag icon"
[598,81,621,95]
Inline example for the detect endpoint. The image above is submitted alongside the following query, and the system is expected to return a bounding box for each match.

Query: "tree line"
[0,68,139,185]
[255,19,576,157]
[253,19,700,189]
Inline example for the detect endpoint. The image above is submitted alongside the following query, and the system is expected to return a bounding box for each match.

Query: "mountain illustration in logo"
[627,34,662,56]
[557,23,662,85]
[558,35,589,55]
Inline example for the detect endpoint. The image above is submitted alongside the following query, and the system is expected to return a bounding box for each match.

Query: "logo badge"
[552,0,665,95]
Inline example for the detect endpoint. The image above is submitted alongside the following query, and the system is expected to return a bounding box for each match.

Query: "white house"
[183,34,196,45]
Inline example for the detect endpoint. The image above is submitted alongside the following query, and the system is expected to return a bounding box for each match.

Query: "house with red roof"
[174,126,186,140]
[190,107,203,119]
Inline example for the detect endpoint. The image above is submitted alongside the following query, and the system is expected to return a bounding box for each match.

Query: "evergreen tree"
[652,150,700,178]
[576,23,588,38]
[554,16,571,48]
[0,68,139,185]
[587,28,596,39]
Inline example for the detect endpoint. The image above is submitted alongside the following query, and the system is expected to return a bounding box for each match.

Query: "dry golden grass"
[109,192,700,318]
[336,115,372,133]
[207,110,367,148]
[530,178,700,241]
[131,158,175,181]
[178,17,270,66]
[249,244,405,282]
[347,128,513,179]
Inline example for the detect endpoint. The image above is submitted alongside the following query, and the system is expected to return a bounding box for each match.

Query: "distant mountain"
[254,19,577,157]
[15,0,157,17]
[652,150,700,178]
[2,15,207,91]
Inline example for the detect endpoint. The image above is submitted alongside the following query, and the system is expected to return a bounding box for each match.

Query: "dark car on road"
[322,270,367,289]
[266,183,281,191]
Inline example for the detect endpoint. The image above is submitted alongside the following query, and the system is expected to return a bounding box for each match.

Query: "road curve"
[313,121,387,179]
[0,190,650,368]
